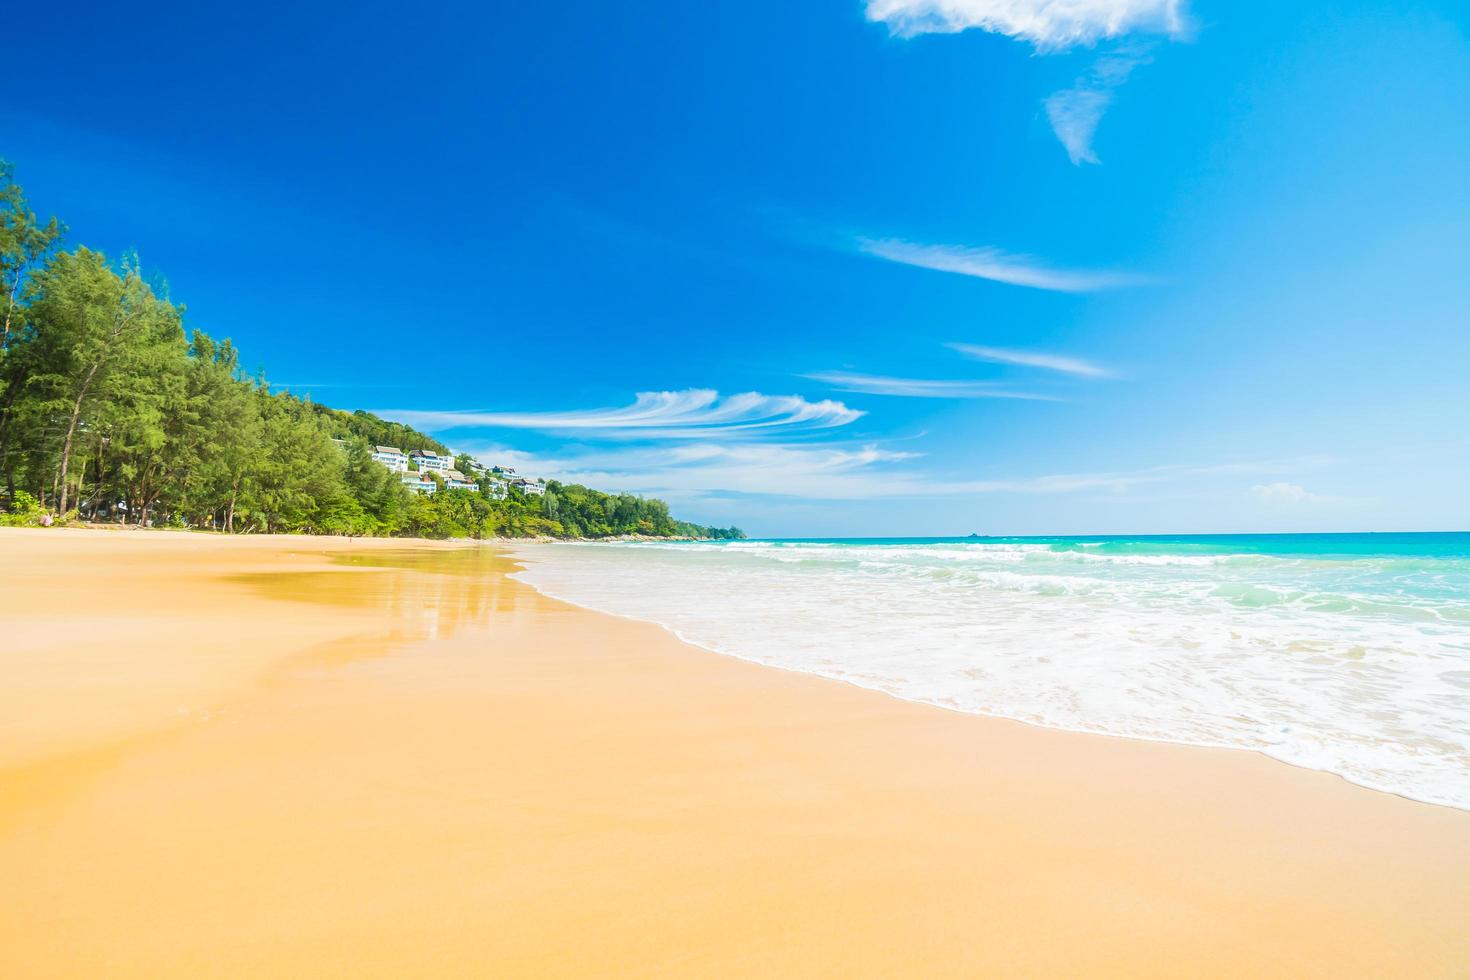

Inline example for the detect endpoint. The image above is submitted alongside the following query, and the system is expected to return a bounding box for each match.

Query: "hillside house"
[372,446,409,472]
[409,449,452,473]
[511,477,547,497]
[400,472,436,494]
[444,470,479,491]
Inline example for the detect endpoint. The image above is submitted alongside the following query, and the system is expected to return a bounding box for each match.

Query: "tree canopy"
[0,160,743,542]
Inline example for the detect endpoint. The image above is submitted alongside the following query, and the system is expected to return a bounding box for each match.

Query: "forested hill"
[0,160,743,541]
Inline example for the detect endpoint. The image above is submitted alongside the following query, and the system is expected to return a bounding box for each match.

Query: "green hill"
[0,160,742,541]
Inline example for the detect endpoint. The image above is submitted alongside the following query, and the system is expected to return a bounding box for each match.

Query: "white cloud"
[410,386,1333,505]
[864,0,1186,49]
[378,389,863,440]
[1251,482,1321,505]
[1044,44,1153,164]
[803,371,1059,400]
[859,238,1146,292]
[949,342,1114,378]
[864,1,1188,164]
[1044,86,1111,166]
[457,437,1329,504]
[1195,456,1340,476]
[459,441,919,501]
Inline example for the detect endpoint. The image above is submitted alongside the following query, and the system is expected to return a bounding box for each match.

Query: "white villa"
[409,449,452,473]
[444,470,479,491]
[511,477,547,497]
[400,472,435,494]
[371,446,409,472]
[367,448,544,499]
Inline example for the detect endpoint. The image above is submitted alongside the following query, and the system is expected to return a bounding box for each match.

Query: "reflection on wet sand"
[231,548,521,650]
[1,535,504,812]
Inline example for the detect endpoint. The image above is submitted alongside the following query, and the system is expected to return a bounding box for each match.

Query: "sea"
[510,533,1470,810]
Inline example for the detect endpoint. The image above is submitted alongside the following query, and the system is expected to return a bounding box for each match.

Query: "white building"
[483,478,508,500]
[512,477,547,497]
[409,449,452,473]
[372,446,409,472]
[444,470,479,491]
[401,472,436,494]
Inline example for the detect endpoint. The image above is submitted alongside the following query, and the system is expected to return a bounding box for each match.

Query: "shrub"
[0,492,49,527]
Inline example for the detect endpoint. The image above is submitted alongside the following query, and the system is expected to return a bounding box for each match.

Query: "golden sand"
[2,528,1468,977]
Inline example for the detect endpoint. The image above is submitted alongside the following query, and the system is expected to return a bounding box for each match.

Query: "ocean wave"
[510,537,1470,810]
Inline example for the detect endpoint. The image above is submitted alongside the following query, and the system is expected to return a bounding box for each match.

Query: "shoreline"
[509,543,1470,815]
[510,536,1470,814]
[48,521,733,544]
[3,528,1468,976]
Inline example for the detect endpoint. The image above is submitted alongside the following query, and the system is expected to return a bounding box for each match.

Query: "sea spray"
[511,534,1470,810]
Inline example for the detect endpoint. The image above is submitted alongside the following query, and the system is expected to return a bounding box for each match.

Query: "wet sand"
[2,528,1468,977]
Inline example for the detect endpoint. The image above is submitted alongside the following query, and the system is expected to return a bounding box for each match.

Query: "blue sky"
[6,0,1468,535]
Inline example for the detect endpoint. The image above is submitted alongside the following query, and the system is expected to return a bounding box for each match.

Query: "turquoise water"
[776,533,1470,557]
[513,533,1470,809]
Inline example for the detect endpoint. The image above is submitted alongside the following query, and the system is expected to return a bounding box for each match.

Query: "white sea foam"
[509,539,1470,810]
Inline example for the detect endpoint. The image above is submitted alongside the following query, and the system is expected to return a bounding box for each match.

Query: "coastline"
[51,521,731,544]
[509,537,1470,813]
[3,528,1468,977]
[510,548,1465,813]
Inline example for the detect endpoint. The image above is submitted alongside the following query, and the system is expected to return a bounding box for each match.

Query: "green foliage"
[0,489,45,526]
[0,160,745,543]
[528,481,741,540]
[307,404,448,456]
[1,159,64,383]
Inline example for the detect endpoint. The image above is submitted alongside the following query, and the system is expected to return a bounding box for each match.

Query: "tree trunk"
[1,272,19,350]
[87,443,107,519]
[225,481,239,533]
[55,361,101,516]
[134,461,158,527]
[136,477,162,528]
[73,456,88,517]
[56,410,78,514]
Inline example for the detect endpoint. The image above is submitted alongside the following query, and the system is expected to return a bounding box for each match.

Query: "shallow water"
[512,533,1470,809]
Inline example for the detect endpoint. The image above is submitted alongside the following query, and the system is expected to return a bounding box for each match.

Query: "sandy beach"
[2,528,1468,978]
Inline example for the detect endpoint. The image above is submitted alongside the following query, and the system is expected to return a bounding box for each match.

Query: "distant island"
[0,160,741,541]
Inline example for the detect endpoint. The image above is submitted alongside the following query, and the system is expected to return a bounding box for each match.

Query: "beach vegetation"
[0,489,45,526]
[0,160,742,541]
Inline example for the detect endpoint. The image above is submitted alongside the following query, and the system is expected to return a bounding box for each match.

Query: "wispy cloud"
[377,389,863,440]
[859,238,1146,292]
[1251,482,1322,505]
[948,342,1114,378]
[864,0,1186,49]
[1197,456,1341,476]
[1249,481,1377,509]
[864,1,1189,164]
[1045,45,1152,165]
[484,440,1140,501]
[803,371,1059,400]
[460,436,1337,504]
[460,441,917,501]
